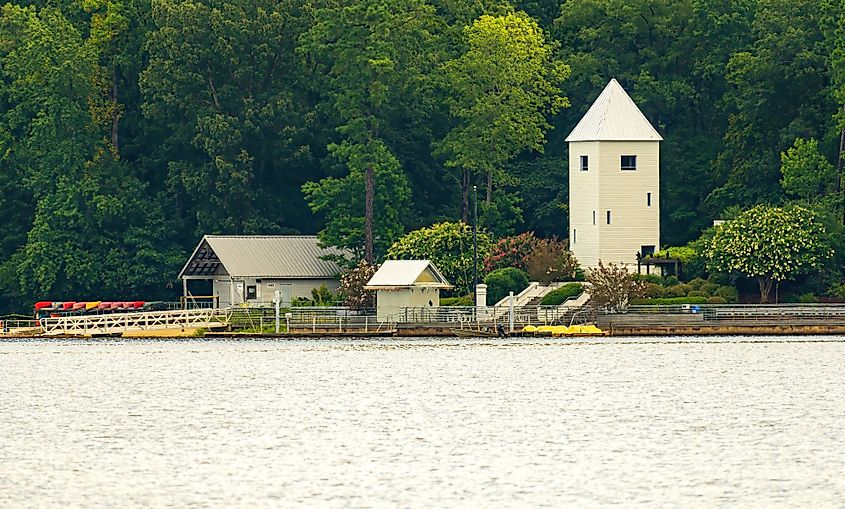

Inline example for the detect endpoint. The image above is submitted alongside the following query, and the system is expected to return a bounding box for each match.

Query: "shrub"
[291,297,313,307]
[484,232,540,272]
[339,261,377,309]
[540,283,583,305]
[653,246,697,263]
[630,297,709,305]
[700,283,719,296]
[588,262,648,312]
[441,296,473,306]
[663,275,680,287]
[311,284,335,306]
[798,293,818,303]
[633,274,663,285]
[644,283,664,298]
[826,282,845,300]
[484,268,530,305]
[662,285,688,298]
[524,238,579,284]
[707,296,728,304]
[688,278,707,290]
[687,291,705,298]
[708,272,731,286]
[715,286,739,303]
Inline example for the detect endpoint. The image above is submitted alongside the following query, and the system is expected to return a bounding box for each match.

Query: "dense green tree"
[386,221,493,294]
[439,10,569,227]
[710,0,833,213]
[141,0,316,237]
[300,0,441,261]
[1,0,845,313]
[302,139,411,261]
[707,205,833,302]
[0,4,182,305]
[555,0,755,244]
[780,138,838,203]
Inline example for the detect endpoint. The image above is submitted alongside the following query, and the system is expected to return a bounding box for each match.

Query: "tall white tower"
[566,78,662,269]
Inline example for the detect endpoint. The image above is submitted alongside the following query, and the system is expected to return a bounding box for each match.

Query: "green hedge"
[484,268,530,305]
[441,296,473,306]
[540,283,583,305]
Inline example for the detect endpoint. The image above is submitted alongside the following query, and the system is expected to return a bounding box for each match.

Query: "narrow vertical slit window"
[647,192,652,207]
[606,210,611,224]
[573,229,577,243]
[580,155,589,171]
[592,210,596,225]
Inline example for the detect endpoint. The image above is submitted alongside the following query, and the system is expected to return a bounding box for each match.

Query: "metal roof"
[565,79,663,142]
[364,260,452,289]
[179,235,347,279]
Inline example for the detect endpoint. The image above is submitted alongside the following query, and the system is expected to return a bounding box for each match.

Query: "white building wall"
[212,274,340,308]
[569,140,660,269]
[376,287,441,322]
[598,141,660,268]
[569,141,602,268]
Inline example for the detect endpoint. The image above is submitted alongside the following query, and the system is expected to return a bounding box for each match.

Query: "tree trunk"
[111,69,119,152]
[838,104,845,225]
[486,171,492,206]
[364,164,375,263]
[460,169,469,223]
[758,276,773,303]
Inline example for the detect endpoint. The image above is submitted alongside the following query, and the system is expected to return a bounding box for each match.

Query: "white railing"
[396,304,583,326]
[40,308,229,336]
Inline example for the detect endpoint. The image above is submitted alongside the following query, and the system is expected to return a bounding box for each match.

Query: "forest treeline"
[0,0,844,311]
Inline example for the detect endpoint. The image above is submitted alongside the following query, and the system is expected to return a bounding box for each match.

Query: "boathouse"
[566,78,662,269]
[179,235,346,308]
[365,260,453,322]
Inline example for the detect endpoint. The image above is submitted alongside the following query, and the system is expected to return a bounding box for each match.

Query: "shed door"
[234,281,245,304]
[280,284,292,307]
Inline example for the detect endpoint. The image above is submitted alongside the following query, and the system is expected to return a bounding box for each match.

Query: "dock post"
[509,291,515,333]
[365,316,368,333]
[274,290,280,334]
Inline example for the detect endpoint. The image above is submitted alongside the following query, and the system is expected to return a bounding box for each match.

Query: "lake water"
[1,336,844,508]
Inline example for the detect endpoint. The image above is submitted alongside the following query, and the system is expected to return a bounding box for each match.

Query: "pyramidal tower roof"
[565,79,663,142]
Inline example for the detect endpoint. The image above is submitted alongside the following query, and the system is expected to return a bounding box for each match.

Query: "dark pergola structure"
[636,253,681,278]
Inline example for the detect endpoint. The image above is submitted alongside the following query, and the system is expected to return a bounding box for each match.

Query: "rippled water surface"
[2,337,844,508]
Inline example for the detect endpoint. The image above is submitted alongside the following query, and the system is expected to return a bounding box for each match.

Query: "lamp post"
[473,185,478,306]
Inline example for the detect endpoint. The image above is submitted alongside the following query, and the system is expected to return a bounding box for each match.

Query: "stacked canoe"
[34,301,168,318]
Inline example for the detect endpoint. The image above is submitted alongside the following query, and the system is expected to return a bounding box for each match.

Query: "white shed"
[566,78,662,269]
[179,235,346,308]
[364,260,453,322]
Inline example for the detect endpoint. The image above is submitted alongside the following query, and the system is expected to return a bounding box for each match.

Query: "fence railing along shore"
[602,303,845,326]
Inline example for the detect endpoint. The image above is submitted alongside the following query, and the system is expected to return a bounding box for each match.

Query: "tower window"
[621,155,637,171]
[580,155,589,171]
[606,210,611,224]
[647,192,652,207]
[573,229,576,243]
[592,210,596,225]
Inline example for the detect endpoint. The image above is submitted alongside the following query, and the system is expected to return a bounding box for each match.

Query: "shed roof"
[565,79,663,142]
[179,235,346,279]
[364,260,452,290]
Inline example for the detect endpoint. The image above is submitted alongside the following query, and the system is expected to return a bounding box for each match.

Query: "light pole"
[473,185,478,306]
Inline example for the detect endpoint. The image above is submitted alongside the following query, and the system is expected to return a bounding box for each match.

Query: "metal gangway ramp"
[40,308,229,336]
